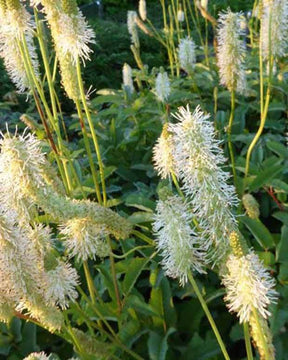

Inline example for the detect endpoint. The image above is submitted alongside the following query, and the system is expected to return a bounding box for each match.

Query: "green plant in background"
[0,0,287,359]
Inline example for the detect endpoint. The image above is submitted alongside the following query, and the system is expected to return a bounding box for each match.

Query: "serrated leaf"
[240,216,275,249]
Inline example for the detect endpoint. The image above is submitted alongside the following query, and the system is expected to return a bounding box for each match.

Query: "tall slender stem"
[243,322,254,360]
[76,58,107,205]
[187,272,230,360]
[227,90,237,187]
[108,237,122,313]
[75,100,102,203]
[83,261,96,304]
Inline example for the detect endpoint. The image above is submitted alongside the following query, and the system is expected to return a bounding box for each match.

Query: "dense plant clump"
[0,0,287,359]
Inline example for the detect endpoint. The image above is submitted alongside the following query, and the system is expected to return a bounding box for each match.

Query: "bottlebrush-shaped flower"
[169,105,238,261]
[122,63,134,95]
[217,9,246,93]
[0,0,40,92]
[153,194,206,285]
[178,37,196,74]
[260,0,288,59]
[155,71,170,103]
[153,123,175,179]
[222,252,277,323]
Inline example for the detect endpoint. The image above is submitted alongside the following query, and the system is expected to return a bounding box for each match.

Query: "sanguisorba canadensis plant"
[153,105,278,359]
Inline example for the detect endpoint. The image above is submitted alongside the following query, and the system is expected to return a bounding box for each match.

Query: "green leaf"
[148,328,175,360]
[270,179,288,193]
[182,333,221,360]
[249,162,283,192]
[266,141,288,159]
[125,193,155,212]
[123,257,150,296]
[240,216,275,249]
[273,211,288,226]
[256,251,275,266]
[128,212,154,224]
[276,226,288,263]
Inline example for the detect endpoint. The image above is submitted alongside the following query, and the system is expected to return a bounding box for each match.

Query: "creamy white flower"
[217,9,246,94]
[155,72,170,103]
[60,217,110,261]
[169,105,238,261]
[127,11,139,46]
[260,0,288,59]
[153,195,206,285]
[45,260,79,309]
[23,352,51,360]
[153,123,175,179]
[178,37,196,74]
[222,252,277,323]
[0,5,40,92]
[53,11,95,63]
[139,0,147,21]
[122,63,134,94]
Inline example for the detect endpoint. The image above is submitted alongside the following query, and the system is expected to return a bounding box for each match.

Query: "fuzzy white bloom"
[127,11,139,46]
[222,252,277,323]
[0,4,40,92]
[139,0,147,21]
[155,72,170,103]
[260,0,288,59]
[24,352,51,360]
[45,260,79,309]
[153,195,206,285]
[177,9,185,22]
[217,9,246,94]
[178,37,196,74]
[60,218,110,261]
[53,11,95,63]
[122,63,134,94]
[153,123,175,179]
[0,207,64,330]
[169,105,239,261]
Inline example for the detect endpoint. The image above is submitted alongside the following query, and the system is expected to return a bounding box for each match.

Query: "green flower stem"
[108,237,122,314]
[243,322,254,360]
[112,245,152,259]
[63,312,85,356]
[75,99,102,203]
[83,261,97,305]
[35,15,84,195]
[171,0,180,43]
[131,229,155,246]
[16,37,70,193]
[227,89,237,188]
[73,303,144,360]
[76,57,107,206]
[77,287,117,337]
[187,272,230,360]
[19,35,73,194]
[186,0,206,64]
[146,18,167,47]
[244,13,272,181]
[183,0,190,37]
